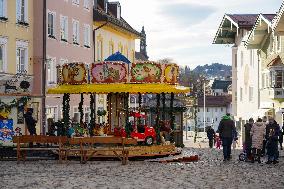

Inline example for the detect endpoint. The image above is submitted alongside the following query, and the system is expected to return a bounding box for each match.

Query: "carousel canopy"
[47,83,190,94]
[105,52,131,64]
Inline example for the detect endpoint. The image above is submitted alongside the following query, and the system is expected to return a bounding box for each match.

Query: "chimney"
[108,2,121,19]
[96,0,108,12]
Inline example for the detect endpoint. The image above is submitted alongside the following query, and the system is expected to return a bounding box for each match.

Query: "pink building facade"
[45,0,94,127]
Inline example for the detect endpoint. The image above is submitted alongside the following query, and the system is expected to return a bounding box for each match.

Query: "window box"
[17,21,29,27]
[48,35,56,39]
[73,42,79,45]
[0,17,8,21]
[61,38,68,42]
[84,45,90,48]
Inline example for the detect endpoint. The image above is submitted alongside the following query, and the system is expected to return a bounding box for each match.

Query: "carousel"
[47,58,189,158]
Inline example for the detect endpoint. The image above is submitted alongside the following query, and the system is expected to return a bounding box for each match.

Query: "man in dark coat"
[265,118,280,164]
[24,108,37,135]
[244,118,254,160]
[206,126,215,148]
[217,113,236,161]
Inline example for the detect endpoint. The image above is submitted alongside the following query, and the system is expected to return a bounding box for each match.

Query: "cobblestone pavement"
[1,144,284,189]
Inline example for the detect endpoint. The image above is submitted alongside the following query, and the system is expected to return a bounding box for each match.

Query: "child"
[215,135,221,149]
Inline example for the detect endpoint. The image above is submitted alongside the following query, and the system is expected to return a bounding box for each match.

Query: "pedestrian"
[206,126,215,148]
[279,126,283,150]
[24,108,37,135]
[244,118,254,161]
[250,118,266,163]
[265,117,280,164]
[261,116,268,156]
[217,113,236,161]
[215,134,221,149]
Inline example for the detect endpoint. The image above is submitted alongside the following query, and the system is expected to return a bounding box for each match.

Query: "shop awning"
[47,83,190,94]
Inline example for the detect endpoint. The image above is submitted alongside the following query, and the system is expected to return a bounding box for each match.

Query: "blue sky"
[118,0,282,68]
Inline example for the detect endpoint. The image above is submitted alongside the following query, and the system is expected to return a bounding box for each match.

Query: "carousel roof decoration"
[105,52,131,64]
[48,61,190,94]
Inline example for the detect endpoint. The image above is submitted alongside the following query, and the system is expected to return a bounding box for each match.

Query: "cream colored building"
[0,0,41,137]
[213,14,259,130]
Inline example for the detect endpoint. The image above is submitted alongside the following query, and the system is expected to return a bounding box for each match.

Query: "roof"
[198,95,232,107]
[211,80,232,92]
[94,9,140,38]
[47,84,190,94]
[245,14,276,48]
[135,52,149,61]
[213,14,258,44]
[273,1,284,32]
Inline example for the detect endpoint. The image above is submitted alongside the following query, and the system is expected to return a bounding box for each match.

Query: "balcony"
[269,88,284,99]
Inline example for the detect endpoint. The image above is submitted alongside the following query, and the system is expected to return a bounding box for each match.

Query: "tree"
[179,67,210,143]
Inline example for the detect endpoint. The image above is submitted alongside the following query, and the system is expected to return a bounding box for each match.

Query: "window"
[47,57,56,84]
[262,73,265,89]
[269,34,274,53]
[0,37,7,72]
[72,20,79,44]
[241,51,244,67]
[276,35,281,52]
[118,43,123,54]
[206,108,209,112]
[109,42,114,55]
[240,87,243,101]
[73,106,79,122]
[16,0,28,23]
[215,108,218,112]
[249,87,253,101]
[215,117,218,122]
[0,0,7,18]
[72,0,79,5]
[97,39,103,61]
[84,24,90,47]
[250,50,253,66]
[60,16,68,41]
[274,70,283,88]
[46,107,58,122]
[83,0,89,9]
[47,12,56,38]
[84,106,90,123]
[16,41,28,74]
[198,108,200,112]
[221,107,223,112]
[206,117,210,122]
[234,92,237,102]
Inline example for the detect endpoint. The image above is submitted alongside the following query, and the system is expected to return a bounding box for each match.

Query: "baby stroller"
[239,143,252,161]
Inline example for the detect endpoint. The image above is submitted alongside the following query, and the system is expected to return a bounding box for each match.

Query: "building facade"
[0,0,43,137]
[45,0,94,127]
[213,14,259,126]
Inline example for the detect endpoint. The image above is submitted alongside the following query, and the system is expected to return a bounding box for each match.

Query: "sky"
[118,0,283,68]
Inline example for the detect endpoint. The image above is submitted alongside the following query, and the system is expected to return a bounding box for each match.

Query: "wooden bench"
[13,135,68,163]
[59,136,137,165]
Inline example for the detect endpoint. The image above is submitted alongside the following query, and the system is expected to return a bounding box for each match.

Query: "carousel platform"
[54,144,181,159]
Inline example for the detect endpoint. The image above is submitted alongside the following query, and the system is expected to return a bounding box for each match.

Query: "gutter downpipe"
[42,0,47,135]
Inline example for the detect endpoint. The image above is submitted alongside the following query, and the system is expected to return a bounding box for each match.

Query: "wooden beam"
[217,37,235,43]
[254,30,268,35]
[247,44,261,49]
[221,27,237,32]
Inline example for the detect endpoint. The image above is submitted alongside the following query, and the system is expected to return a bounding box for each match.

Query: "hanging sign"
[61,63,88,84]
[90,62,127,83]
[131,62,162,83]
[0,73,33,95]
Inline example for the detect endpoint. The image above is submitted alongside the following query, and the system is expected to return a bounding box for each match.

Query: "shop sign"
[164,64,179,84]
[0,73,33,95]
